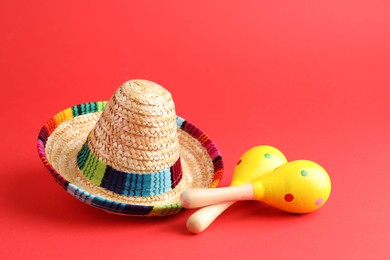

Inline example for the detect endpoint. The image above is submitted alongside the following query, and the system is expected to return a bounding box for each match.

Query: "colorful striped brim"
[37,80,223,216]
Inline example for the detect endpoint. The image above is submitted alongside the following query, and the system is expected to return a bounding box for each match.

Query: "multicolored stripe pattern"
[176,116,224,189]
[37,101,224,216]
[76,142,183,196]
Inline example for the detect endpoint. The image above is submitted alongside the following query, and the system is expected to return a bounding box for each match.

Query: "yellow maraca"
[230,145,287,185]
[181,160,331,214]
[187,145,287,233]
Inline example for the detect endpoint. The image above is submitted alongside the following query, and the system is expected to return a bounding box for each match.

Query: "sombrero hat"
[37,79,223,216]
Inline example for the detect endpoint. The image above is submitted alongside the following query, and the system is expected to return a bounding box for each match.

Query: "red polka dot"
[284,194,294,202]
[236,159,242,165]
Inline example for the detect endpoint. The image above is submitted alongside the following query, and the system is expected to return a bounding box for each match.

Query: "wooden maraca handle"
[185,145,288,233]
[187,201,236,233]
[180,184,254,209]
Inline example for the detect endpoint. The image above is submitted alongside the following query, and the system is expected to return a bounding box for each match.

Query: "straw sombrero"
[37,79,223,216]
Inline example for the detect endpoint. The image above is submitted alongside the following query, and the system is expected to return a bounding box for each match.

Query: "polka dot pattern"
[300,170,308,176]
[284,193,294,202]
[264,153,271,159]
[316,198,323,206]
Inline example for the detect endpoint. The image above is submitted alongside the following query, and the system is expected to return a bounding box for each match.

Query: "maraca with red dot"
[181,159,331,214]
[187,145,287,233]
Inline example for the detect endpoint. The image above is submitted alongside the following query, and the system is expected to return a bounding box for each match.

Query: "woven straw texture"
[38,80,223,216]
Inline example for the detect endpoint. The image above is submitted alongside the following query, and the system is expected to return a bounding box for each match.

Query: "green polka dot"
[264,153,272,159]
[300,170,308,176]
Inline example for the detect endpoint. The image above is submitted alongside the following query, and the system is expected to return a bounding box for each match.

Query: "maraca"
[186,145,287,233]
[181,160,331,214]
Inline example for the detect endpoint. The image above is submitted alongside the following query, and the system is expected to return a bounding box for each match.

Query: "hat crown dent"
[86,79,181,175]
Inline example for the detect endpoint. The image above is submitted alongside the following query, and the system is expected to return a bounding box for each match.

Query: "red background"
[1,0,389,259]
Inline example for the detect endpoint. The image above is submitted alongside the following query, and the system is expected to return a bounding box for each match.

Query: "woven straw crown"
[78,80,184,197]
[90,80,179,171]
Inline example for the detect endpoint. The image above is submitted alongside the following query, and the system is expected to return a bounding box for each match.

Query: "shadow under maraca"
[224,201,301,221]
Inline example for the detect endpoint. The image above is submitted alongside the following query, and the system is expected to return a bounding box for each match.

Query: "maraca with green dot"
[181,160,331,214]
[231,146,287,185]
[186,145,287,233]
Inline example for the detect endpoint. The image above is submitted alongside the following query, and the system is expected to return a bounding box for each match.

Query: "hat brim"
[37,101,223,216]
